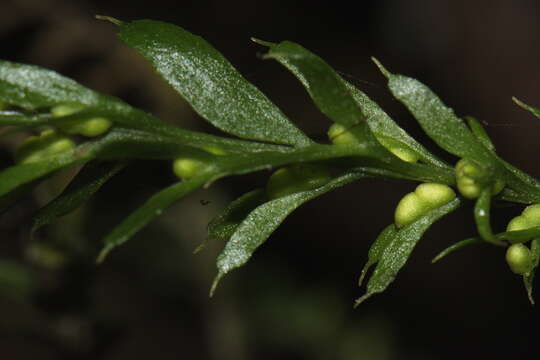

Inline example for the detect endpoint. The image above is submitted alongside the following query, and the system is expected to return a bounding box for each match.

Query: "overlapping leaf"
[97,175,210,262]
[31,161,126,235]
[355,198,461,306]
[344,82,447,167]
[431,237,483,263]
[0,60,289,154]
[210,171,367,295]
[207,188,268,241]
[374,58,493,163]
[118,20,312,147]
[263,41,381,150]
[358,224,398,286]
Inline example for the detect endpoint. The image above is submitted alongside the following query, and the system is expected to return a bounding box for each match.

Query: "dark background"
[1,0,540,359]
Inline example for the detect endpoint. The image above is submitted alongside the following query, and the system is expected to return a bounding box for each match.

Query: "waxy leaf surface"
[356,198,461,306]
[211,172,367,295]
[119,20,311,147]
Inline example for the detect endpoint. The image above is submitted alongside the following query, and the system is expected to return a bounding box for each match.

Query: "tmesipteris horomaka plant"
[2,16,540,306]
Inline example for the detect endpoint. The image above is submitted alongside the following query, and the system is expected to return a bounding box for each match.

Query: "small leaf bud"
[15,129,75,164]
[327,123,358,145]
[455,159,504,199]
[394,183,456,228]
[172,157,211,179]
[51,103,112,137]
[505,243,533,275]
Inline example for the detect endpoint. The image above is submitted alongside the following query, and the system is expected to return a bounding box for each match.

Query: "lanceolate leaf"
[264,41,383,151]
[207,188,268,241]
[465,116,496,152]
[344,82,447,168]
[118,20,312,147]
[210,171,367,296]
[431,237,483,263]
[97,175,210,262]
[358,224,398,286]
[513,97,540,119]
[0,60,290,154]
[0,60,102,109]
[355,198,461,306]
[373,58,493,164]
[31,161,126,234]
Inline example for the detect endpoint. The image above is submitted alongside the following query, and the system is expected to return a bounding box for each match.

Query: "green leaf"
[0,151,88,198]
[264,41,383,152]
[358,224,398,286]
[465,116,495,152]
[355,198,461,306]
[431,237,483,263]
[523,238,540,304]
[0,111,51,126]
[207,188,268,241]
[344,82,447,168]
[210,171,367,296]
[97,175,210,263]
[31,161,126,235]
[0,60,289,154]
[0,127,211,201]
[513,97,540,119]
[496,226,540,244]
[118,20,312,147]
[0,60,103,110]
[373,58,493,164]
[210,143,455,186]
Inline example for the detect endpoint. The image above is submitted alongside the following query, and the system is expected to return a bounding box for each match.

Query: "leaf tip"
[95,15,125,26]
[96,245,112,264]
[250,38,276,47]
[512,96,530,110]
[358,261,372,287]
[353,293,372,308]
[193,238,209,254]
[209,273,223,298]
[371,57,391,79]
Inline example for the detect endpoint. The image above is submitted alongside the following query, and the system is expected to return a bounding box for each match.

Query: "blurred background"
[1,0,540,359]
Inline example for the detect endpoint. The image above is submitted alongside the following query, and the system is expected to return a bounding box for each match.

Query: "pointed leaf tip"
[95,15,124,26]
[250,38,276,47]
[371,57,391,79]
[353,293,372,308]
[209,273,223,298]
[96,245,111,264]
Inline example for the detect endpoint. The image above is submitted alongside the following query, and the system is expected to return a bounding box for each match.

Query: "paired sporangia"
[2,17,540,306]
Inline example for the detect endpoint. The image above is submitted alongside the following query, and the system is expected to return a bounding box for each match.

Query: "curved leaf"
[264,41,382,151]
[31,161,126,235]
[0,60,290,154]
[97,175,210,262]
[345,82,447,167]
[207,188,268,241]
[210,171,367,296]
[373,58,493,164]
[431,237,483,263]
[355,198,461,306]
[118,20,312,147]
[358,224,398,286]
[465,116,495,152]
[474,188,503,245]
